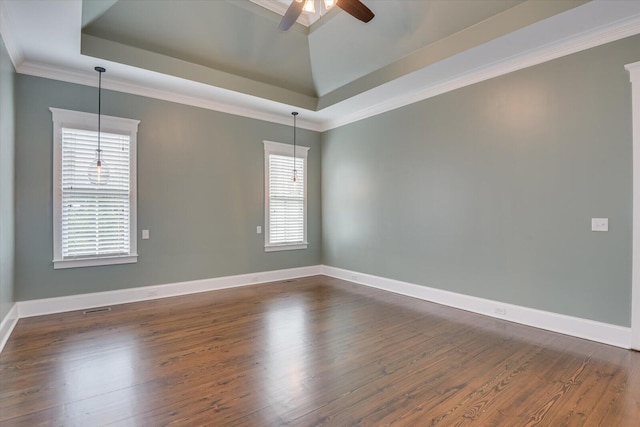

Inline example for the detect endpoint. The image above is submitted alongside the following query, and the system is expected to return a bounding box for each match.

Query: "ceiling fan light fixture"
[303,0,315,13]
[279,0,373,31]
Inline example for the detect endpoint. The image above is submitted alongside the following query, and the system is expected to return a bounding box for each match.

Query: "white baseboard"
[5,264,631,352]
[322,265,632,349]
[17,265,323,318]
[0,303,19,353]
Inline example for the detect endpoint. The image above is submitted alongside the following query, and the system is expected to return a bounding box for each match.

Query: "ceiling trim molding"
[17,61,323,132]
[81,34,319,111]
[319,14,640,131]
[317,0,590,110]
[13,10,640,134]
[0,0,24,68]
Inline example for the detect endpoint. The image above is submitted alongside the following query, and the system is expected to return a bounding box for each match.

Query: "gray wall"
[0,34,15,322]
[15,75,321,300]
[322,35,640,327]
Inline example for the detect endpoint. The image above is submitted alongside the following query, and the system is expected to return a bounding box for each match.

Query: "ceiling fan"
[279,0,374,31]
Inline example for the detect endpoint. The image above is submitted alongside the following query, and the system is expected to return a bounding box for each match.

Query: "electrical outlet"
[591,218,608,232]
[494,307,506,316]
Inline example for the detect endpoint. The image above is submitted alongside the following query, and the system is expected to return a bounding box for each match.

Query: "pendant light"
[292,111,298,182]
[88,66,110,185]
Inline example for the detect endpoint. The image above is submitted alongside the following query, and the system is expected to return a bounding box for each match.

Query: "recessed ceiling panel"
[83,0,316,96]
[83,0,529,101]
[309,0,526,96]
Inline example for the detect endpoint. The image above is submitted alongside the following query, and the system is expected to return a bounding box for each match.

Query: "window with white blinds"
[264,141,309,251]
[51,108,139,269]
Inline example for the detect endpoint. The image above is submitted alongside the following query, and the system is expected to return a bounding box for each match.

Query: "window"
[264,140,309,251]
[51,108,139,269]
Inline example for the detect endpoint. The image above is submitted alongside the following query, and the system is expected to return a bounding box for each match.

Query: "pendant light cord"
[95,67,105,163]
[292,111,298,182]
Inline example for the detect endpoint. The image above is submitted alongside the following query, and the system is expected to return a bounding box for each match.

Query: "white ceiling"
[2,0,640,131]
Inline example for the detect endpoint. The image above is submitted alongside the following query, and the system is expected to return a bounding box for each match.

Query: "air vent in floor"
[83,307,112,315]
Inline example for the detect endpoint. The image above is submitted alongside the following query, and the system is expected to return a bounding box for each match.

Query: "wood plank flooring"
[1,275,639,426]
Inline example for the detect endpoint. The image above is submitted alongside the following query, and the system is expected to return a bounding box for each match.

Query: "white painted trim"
[17,265,322,318]
[320,16,640,131]
[50,108,139,269]
[262,140,311,155]
[4,264,632,352]
[9,11,640,132]
[0,303,18,353]
[627,61,640,351]
[263,140,309,251]
[265,243,309,252]
[18,61,323,132]
[53,254,138,270]
[322,266,632,349]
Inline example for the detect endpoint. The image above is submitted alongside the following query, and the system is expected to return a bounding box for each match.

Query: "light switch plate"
[142,229,150,239]
[591,218,608,232]
[256,226,262,234]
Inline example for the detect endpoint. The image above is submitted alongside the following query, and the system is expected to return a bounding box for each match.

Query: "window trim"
[263,140,309,252]
[50,107,139,269]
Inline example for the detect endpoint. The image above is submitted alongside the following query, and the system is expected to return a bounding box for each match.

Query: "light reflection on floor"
[264,300,310,416]
[58,334,139,423]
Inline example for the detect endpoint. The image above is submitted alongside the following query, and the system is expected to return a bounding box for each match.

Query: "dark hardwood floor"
[1,275,639,426]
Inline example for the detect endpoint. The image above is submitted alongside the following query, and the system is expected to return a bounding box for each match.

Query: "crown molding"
[10,6,640,133]
[17,61,324,132]
[319,14,640,131]
[0,0,24,68]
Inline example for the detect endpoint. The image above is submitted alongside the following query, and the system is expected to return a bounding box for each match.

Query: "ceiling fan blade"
[279,0,305,31]
[336,0,374,23]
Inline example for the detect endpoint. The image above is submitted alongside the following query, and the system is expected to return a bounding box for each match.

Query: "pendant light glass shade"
[303,0,315,12]
[87,66,110,185]
[87,150,110,185]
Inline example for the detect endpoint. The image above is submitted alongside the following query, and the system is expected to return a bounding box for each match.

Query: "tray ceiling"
[81,0,527,99]
[2,0,640,130]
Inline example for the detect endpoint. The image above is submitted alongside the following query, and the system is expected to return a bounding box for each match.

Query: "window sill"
[53,254,138,269]
[265,243,308,252]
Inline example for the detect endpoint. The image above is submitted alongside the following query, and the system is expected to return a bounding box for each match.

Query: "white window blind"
[51,108,139,269]
[263,141,309,252]
[61,128,131,258]
[269,154,304,244]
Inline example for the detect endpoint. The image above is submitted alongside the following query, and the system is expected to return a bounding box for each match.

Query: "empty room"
[1,0,640,425]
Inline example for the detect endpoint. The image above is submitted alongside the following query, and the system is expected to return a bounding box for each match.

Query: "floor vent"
[83,307,112,315]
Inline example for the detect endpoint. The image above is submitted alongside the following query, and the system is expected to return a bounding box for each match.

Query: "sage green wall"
[322,35,639,327]
[15,75,321,300]
[0,34,15,322]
